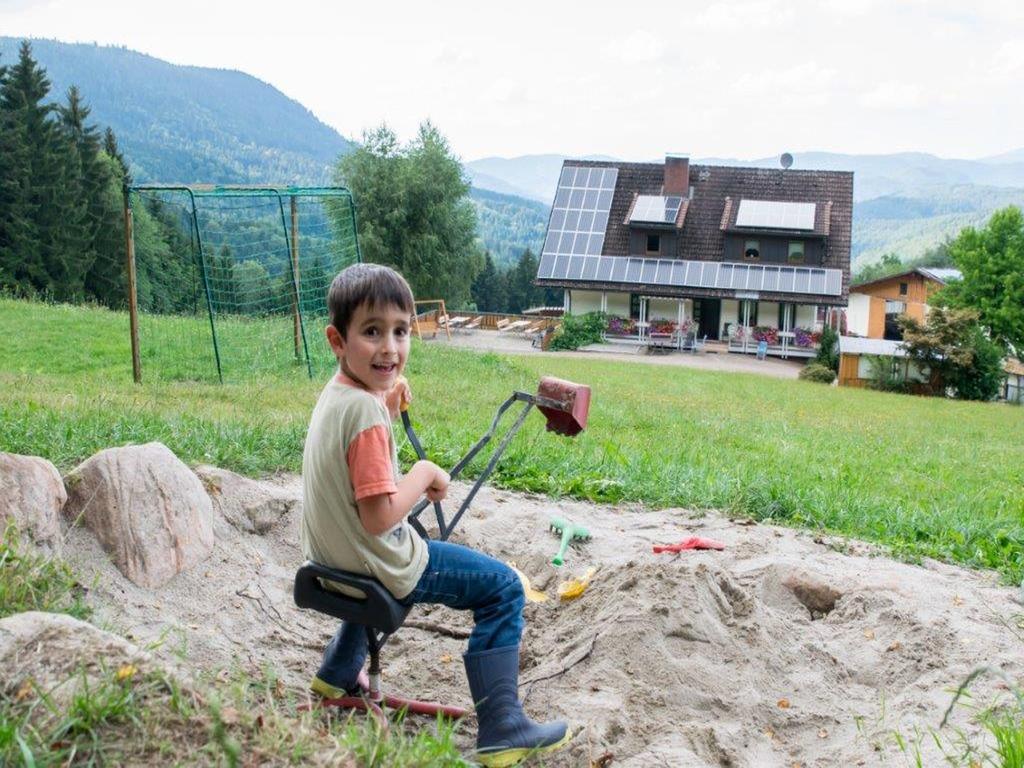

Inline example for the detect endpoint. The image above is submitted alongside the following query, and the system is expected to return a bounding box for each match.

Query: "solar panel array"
[735,199,816,230]
[541,166,619,258]
[629,195,683,225]
[536,254,842,296]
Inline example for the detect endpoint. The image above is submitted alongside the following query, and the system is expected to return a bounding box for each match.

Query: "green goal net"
[125,186,360,383]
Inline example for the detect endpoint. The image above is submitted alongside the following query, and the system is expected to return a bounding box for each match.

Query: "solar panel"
[629,195,683,224]
[541,164,619,260]
[535,255,842,296]
[735,200,816,230]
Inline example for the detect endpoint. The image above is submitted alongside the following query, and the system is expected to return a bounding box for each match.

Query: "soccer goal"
[123,185,360,383]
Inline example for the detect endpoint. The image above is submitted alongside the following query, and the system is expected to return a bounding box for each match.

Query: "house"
[533,154,854,357]
[1004,358,1024,405]
[846,267,961,341]
[837,335,930,392]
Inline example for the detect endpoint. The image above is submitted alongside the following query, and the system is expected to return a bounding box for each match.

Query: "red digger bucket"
[535,376,591,437]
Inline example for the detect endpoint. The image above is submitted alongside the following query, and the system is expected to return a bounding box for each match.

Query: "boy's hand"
[425,464,449,502]
[385,376,411,417]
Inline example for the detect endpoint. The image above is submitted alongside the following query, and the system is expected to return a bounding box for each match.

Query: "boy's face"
[326,301,410,392]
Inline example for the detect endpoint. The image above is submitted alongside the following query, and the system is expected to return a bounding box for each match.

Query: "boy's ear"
[325,324,345,358]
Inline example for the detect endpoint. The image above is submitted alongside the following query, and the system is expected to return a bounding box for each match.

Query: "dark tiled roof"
[554,159,854,301]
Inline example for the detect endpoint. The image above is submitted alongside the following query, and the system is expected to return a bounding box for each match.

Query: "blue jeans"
[317,539,525,689]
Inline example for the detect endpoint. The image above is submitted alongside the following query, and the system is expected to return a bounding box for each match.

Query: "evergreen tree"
[505,248,543,313]
[471,251,505,312]
[103,126,131,185]
[0,42,49,294]
[0,53,34,294]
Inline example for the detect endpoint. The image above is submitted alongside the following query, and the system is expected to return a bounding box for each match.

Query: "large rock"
[0,452,65,551]
[63,442,214,589]
[194,464,298,534]
[0,611,168,709]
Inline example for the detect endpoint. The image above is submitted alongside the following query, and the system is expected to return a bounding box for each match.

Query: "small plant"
[752,326,779,345]
[792,327,821,348]
[866,354,911,393]
[799,362,836,384]
[604,314,635,336]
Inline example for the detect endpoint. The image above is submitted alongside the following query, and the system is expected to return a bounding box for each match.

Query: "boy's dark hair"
[328,263,415,337]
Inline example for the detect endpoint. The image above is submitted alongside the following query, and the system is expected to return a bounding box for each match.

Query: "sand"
[60,477,1022,767]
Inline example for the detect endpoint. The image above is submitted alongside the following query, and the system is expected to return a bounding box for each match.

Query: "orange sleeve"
[347,424,398,501]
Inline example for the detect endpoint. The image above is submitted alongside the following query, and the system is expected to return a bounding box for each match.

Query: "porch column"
[639,298,647,339]
[677,299,685,350]
[742,300,750,353]
[564,289,570,313]
[601,291,608,313]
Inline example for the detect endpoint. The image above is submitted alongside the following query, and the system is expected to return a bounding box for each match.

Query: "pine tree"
[0,42,89,299]
[103,126,131,185]
[0,42,47,294]
[505,249,543,313]
[471,251,505,311]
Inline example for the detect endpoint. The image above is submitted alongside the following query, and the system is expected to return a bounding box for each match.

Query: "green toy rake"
[549,517,591,566]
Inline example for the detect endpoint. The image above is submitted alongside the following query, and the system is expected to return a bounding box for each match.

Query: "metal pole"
[187,189,224,384]
[276,191,312,378]
[123,187,142,384]
[291,196,301,360]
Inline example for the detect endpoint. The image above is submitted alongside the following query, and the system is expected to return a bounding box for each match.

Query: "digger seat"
[293,560,410,634]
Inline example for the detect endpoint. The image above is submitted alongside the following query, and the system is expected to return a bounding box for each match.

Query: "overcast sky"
[1,0,1021,162]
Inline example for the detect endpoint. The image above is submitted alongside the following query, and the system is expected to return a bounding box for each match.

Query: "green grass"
[3,297,1024,581]
[0,523,92,622]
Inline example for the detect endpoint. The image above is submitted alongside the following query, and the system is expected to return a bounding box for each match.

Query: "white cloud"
[858,81,925,110]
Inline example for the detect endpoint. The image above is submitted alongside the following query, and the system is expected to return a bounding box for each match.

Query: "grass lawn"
[2,297,1023,582]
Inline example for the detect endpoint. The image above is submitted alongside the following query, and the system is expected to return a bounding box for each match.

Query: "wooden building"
[1005,358,1024,405]
[846,268,960,340]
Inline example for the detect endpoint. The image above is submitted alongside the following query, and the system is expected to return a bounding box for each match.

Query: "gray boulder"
[63,442,214,589]
[0,452,65,551]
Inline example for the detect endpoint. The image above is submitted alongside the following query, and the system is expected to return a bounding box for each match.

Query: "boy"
[301,263,569,767]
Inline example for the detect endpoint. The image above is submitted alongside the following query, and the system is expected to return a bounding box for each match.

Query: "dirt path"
[63,478,1021,767]
[424,331,805,379]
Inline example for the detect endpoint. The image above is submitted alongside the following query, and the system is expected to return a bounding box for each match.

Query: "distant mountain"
[469,187,548,268]
[0,37,353,184]
[466,154,617,203]
[852,184,1024,265]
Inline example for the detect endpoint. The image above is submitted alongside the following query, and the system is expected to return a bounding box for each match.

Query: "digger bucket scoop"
[535,376,590,437]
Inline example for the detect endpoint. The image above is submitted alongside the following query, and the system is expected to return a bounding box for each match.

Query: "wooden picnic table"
[502,320,532,333]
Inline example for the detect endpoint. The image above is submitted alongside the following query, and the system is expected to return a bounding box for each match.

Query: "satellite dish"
[780,152,794,170]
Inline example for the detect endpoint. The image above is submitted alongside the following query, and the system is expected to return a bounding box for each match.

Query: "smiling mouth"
[372,362,397,374]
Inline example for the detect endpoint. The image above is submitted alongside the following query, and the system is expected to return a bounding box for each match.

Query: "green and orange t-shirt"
[300,372,427,599]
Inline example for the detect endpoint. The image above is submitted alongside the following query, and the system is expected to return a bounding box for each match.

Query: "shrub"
[548,312,606,351]
[815,325,839,372]
[798,363,836,384]
[865,354,910,393]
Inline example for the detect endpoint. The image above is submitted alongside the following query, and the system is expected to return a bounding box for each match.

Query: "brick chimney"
[664,154,689,197]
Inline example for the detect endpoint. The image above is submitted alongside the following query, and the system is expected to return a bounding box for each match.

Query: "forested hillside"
[469,187,547,268]
[0,37,351,184]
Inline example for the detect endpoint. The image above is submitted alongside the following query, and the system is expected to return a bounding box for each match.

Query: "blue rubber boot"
[464,646,570,767]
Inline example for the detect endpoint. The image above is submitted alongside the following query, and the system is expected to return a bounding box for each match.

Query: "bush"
[815,325,839,372]
[865,355,910,393]
[798,363,837,384]
[548,311,606,351]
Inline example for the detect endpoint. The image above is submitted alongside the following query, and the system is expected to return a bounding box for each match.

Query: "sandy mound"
[60,477,1022,767]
